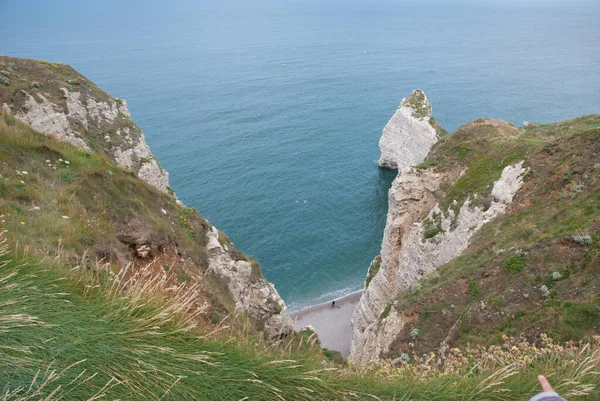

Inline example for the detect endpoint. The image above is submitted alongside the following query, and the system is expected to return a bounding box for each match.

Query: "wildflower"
[64,161,70,165]
[347,360,352,365]
[62,216,69,219]
[20,221,25,225]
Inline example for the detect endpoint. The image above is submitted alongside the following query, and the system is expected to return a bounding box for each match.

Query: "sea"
[1,0,599,311]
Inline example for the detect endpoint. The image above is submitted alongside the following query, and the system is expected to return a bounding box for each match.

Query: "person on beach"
[530,376,567,401]
[331,300,335,307]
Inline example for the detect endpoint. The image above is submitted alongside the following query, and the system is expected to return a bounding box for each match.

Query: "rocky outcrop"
[378,89,444,170]
[0,56,169,192]
[350,161,527,364]
[205,227,294,340]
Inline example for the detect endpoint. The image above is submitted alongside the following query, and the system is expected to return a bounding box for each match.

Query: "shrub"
[322,348,345,365]
[380,303,393,320]
[411,283,423,294]
[467,280,481,298]
[572,234,593,246]
[504,254,526,274]
[410,327,420,339]
[423,212,444,240]
[365,256,381,289]
[210,311,221,325]
[541,285,550,297]
[426,271,441,281]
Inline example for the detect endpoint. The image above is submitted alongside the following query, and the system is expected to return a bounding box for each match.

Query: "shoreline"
[289,290,363,318]
[290,290,363,358]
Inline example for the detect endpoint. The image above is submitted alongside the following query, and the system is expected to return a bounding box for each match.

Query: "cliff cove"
[1,1,600,398]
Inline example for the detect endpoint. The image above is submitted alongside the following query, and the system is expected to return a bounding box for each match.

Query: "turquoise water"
[1,0,599,310]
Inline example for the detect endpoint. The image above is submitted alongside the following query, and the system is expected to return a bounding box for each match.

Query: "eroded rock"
[350,161,527,364]
[206,227,293,341]
[378,89,443,170]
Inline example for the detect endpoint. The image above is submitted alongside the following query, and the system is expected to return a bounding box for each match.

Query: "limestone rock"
[350,161,527,364]
[378,89,441,170]
[15,92,89,150]
[206,227,293,341]
[0,56,169,193]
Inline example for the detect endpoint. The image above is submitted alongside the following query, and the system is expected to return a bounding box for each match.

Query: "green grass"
[503,254,526,274]
[379,303,393,320]
[364,255,381,289]
[467,279,482,298]
[401,89,429,119]
[0,246,343,400]
[423,212,443,239]
[5,241,597,400]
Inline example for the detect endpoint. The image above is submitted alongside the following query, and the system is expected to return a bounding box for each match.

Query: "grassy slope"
[2,239,599,400]
[385,115,600,359]
[0,110,208,263]
[0,246,339,400]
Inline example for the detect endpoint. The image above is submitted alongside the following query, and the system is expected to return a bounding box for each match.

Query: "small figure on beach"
[331,300,335,307]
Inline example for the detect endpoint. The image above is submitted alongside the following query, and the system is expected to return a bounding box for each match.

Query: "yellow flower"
[20,221,25,225]
[347,360,352,365]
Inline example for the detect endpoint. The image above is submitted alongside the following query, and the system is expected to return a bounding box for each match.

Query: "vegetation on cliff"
[1,58,598,399]
[381,115,600,362]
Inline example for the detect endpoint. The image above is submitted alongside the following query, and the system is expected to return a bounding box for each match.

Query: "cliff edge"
[0,56,292,340]
[352,111,600,365]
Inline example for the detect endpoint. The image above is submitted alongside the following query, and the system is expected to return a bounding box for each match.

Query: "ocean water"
[1,0,599,310]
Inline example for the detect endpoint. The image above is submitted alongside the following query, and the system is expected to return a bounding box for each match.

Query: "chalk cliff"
[206,227,293,340]
[0,56,293,340]
[0,56,169,192]
[378,89,445,170]
[352,111,528,364]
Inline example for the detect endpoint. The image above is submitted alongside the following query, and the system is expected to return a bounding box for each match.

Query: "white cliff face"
[378,89,439,170]
[4,87,169,193]
[350,162,526,364]
[62,89,170,192]
[15,93,90,151]
[206,227,294,340]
